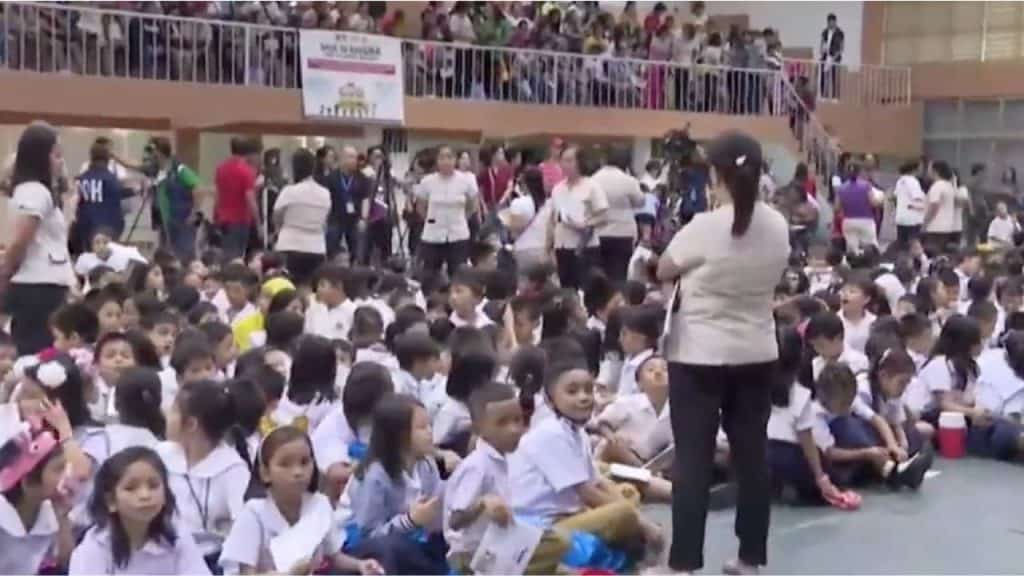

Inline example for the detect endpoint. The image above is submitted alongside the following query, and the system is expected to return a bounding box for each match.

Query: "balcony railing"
[782,58,911,107]
[3,1,891,119]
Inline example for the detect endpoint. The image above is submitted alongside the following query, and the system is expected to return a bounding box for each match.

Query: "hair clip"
[735,155,747,167]
[36,361,68,390]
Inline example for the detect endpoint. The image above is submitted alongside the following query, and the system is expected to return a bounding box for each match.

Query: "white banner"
[299,30,404,124]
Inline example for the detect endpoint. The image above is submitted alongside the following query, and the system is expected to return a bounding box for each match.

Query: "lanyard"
[339,174,353,193]
[185,476,211,531]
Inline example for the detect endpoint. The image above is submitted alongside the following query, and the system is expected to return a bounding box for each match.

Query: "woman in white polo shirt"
[545,146,608,290]
[893,159,927,250]
[0,122,75,355]
[273,148,330,287]
[657,131,789,575]
[415,145,479,276]
[923,160,967,254]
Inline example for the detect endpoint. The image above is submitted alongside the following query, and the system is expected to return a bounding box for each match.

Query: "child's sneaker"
[895,447,934,490]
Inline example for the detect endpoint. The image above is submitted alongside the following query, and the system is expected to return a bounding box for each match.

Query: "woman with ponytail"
[657,131,790,575]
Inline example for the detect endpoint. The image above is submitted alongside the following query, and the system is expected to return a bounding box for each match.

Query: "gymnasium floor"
[644,458,1024,574]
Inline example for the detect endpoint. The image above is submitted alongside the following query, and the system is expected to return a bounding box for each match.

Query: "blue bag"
[560,530,630,572]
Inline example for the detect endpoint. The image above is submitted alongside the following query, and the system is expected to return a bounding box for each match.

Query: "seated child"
[444,382,571,574]
[904,315,983,426]
[271,335,340,432]
[218,426,383,575]
[839,275,876,355]
[393,332,445,420]
[347,396,447,575]
[804,312,869,385]
[449,270,494,329]
[509,356,662,573]
[616,304,661,397]
[305,265,357,341]
[973,331,1024,460]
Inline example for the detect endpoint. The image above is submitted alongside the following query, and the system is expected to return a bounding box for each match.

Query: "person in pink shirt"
[540,137,566,194]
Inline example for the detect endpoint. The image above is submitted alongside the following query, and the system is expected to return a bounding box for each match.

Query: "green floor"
[644,458,1024,574]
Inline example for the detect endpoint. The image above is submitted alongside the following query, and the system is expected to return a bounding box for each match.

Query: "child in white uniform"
[159,380,251,567]
[973,332,1024,460]
[904,315,983,425]
[615,305,659,397]
[219,426,382,575]
[271,335,341,432]
[70,447,210,575]
[81,367,164,467]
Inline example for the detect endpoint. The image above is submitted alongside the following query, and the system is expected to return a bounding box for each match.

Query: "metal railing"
[781,58,912,107]
[781,72,840,191]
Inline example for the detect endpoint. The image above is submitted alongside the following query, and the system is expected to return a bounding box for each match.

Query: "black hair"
[115,367,166,437]
[140,310,179,333]
[198,321,233,350]
[174,379,238,443]
[87,266,116,290]
[223,377,266,467]
[12,122,57,190]
[267,290,300,316]
[799,311,845,389]
[1004,331,1024,381]
[166,285,200,317]
[394,332,441,371]
[869,316,902,342]
[257,426,318,493]
[583,273,617,318]
[709,134,760,236]
[250,363,286,405]
[915,277,940,316]
[350,306,385,349]
[520,166,547,211]
[291,148,316,182]
[619,304,663,348]
[127,263,161,295]
[187,301,219,326]
[468,381,518,424]
[899,313,932,341]
[927,315,981,391]
[50,302,100,345]
[312,263,347,292]
[793,295,826,321]
[124,329,161,370]
[288,335,338,405]
[865,336,915,413]
[342,362,394,433]
[508,345,546,420]
[816,362,857,413]
[451,269,486,298]
[170,337,214,376]
[94,330,133,361]
[89,447,177,569]
[265,311,305,351]
[220,262,258,287]
[25,354,95,429]
[931,160,953,181]
[384,305,428,351]
[968,299,998,325]
[771,326,805,407]
[967,275,993,303]
[1006,311,1024,334]
[356,394,422,481]
[622,280,647,306]
[447,343,498,402]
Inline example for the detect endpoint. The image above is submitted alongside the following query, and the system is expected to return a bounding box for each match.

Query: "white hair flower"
[735,155,747,167]
[35,362,68,390]
[12,356,40,381]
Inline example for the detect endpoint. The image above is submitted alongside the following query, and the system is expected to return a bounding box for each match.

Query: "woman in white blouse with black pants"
[273,148,331,287]
[0,122,76,355]
[592,145,644,284]
[658,132,789,575]
[545,146,609,290]
[415,145,479,276]
[893,159,927,250]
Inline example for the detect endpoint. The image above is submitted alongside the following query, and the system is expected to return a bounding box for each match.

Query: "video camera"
[662,124,696,168]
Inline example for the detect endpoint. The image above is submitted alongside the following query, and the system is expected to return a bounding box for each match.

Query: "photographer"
[663,127,709,227]
[150,137,202,263]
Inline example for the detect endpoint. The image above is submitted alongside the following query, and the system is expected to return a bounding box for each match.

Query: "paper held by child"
[269,499,334,572]
[608,463,653,483]
[469,518,545,576]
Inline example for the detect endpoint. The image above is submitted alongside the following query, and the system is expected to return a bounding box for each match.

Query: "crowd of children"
[3,219,1024,574]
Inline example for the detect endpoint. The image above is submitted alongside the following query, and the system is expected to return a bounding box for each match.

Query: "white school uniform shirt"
[74,249,133,277]
[893,174,927,227]
[443,439,510,556]
[840,310,876,354]
[0,494,60,575]
[988,215,1019,247]
[10,181,74,286]
[855,373,906,425]
[219,493,341,575]
[416,171,479,244]
[955,267,971,302]
[272,394,338,432]
[509,417,596,527]
[433,397,472,445]
[81,423,161,466]
[394,369,448,421]
[767,383,818,444]
[70,522,210,575]
[808,400,838,451]
[595,393,672,461]
[353,297,396,329]
[976,348,1024,417]
[586,316,607,341]
[812,347,870,381]
[449,309,495,329]
[353,344,400,375]
[304,299,357,341]
[311,406,372,472]
[905,354,976,414]
[617,348,654,397]
[530,392,556,425]
[223,302,258,329]
[157,441,251,557]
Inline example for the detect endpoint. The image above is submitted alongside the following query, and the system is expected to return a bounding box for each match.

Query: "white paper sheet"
[470,519,544,576]
[269,499,333,573]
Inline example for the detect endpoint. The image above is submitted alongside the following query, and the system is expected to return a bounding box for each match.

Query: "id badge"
[345,201,355,214]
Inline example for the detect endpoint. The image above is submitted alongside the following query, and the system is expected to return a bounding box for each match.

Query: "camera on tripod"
[663,125,696,169]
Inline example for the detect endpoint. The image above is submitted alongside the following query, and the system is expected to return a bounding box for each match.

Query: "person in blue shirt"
[75,141,125,253]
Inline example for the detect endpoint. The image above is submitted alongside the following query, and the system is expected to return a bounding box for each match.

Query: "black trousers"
[555,247,599,290]
[282,251,325,287]
[599,235,634,285]
[419,240,468,277]
[4,283,69,355]
[668,361,773,572]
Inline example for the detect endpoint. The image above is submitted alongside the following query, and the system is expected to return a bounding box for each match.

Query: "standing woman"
[505,167,550,277]
[592,145,644,284]
[923,160,964,254]
[273,148,331,287]
[546,145,608,290]
[0,122,76,355]
[415,145,479,276]
[657,132,789,575]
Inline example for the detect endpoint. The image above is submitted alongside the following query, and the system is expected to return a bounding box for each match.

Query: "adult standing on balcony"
[215,136,262,262]
[0,122,75,355]
[658,131,789,576]
[449,2,477,98]
[416,145,479,276]
[819,13,844,100]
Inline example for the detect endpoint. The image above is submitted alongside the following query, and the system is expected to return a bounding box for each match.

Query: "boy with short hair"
[50,302,100,354]
[583,273,621,341]
[305,264,356,340]
[954,248,982,301]
[898,313,934,371]
[968,300,999,346]
[510,295,541,347]
[141,310,180,366]
[444,381,569,574]
[220,262,259,327]
[394,332,445,420]
[839,275,876,354]
[987,201,1020,249]
[170,336,217,388]
[449,270,493,329]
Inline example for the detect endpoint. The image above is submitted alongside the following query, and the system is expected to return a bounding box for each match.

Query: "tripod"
[122,179,169,249]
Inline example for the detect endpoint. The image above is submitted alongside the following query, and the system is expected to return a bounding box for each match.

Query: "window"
[883,2,1010,64]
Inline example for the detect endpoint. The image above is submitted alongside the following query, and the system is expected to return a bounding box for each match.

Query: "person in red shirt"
[643,2,667,41]
[215,136,262,261]
[476,145,513,214]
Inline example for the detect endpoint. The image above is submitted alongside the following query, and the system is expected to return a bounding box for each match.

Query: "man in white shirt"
[988,201,1019,249]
